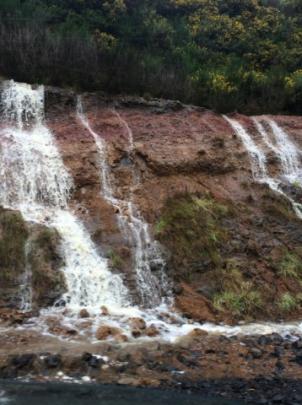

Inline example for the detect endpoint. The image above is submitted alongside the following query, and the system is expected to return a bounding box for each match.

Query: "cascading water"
[223,116,268,181]
[224,115,302,218]
[0,80,130,315]
[254,117,302,217]
[113,110,170,306]
[77,98,170,308]
[262,119,301,183]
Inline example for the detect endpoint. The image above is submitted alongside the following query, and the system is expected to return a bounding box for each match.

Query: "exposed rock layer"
[2,85,302,323]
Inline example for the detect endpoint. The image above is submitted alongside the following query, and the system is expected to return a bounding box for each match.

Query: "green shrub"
[1,0,302,113]
[278,293,298,313]
[213,287,262,316]
[0,209,28,281]
[108,249,124,269]
[277,251,302,279]
[156,193,230,279]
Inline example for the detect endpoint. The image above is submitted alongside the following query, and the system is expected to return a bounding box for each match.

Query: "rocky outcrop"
[0,208,29,309]
[0,207,65,311]
[28,226,66,308]
[43,88,302,323]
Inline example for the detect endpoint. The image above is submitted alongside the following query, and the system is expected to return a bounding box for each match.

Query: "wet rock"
[292,339,302,350]
[95,325,122,341]
[250,348,263,359]
[88,356,103,368]
[131,329,142,338]
[173,284,183,295]
[270,334,283,344]
[176,353,197,368]
[294,351,302,365]
[115,334,129,343]
[77,320,93,330]
[272,394,285,403]
[44,354,62,369]
[79,309,90,318]
[48,323,78,337]
[11,354,36,369]
[118,377,140,386]
[29,225,66,309]
[100,306,109,316]
[175,283,216,323]
[272,346,284,358]
[187,328,209,340]
[145,324,160,337]
[129,317,146,330]
[81,352,93,362]
[275,360,284,370]
[258,336,271,346]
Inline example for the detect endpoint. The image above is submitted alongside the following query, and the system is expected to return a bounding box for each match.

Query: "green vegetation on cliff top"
[0,0,302,114]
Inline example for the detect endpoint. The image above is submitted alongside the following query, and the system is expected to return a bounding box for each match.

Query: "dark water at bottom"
[0,381,244,405]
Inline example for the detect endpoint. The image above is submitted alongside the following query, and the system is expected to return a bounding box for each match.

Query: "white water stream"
[255,118,302,184]
[224,115,302,218]
[0,80,130,315]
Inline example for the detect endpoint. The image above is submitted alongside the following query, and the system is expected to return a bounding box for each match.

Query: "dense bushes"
[0,0,302,113]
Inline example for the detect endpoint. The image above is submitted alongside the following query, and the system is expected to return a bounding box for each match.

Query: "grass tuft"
[277,251,302,279]
[278,293,298,313]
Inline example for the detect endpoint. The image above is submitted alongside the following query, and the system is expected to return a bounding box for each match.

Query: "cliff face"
[47,90,302,323]
[1,85,302,325]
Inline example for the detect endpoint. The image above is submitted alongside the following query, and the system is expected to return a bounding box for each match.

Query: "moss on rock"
[0,208,29,307]
[155,193,230,282]
[28,226,66,308]
[0,207,66,310]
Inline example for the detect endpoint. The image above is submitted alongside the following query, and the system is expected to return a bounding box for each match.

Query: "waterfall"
[77,98,169,307]
[223,116,268,181]
[0,80,130,314]
[224,115,302,218]
[265,119,301,183]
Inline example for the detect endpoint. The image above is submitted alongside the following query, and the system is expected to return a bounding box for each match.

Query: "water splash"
[0,80,130,315]
[77,98,170,307]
